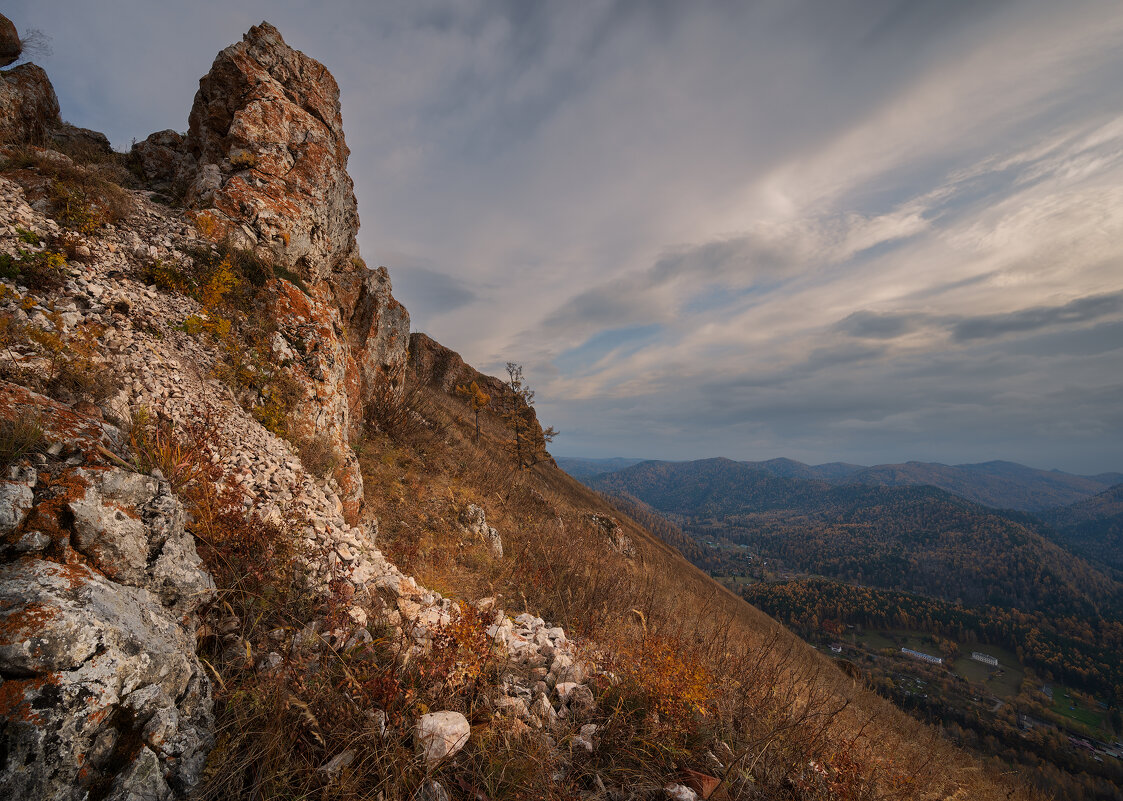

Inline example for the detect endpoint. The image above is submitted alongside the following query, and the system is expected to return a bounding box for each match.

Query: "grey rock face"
[0,480,33,532]
[0,385,214,801]
[0,559,213,801]
[68,468,215,616]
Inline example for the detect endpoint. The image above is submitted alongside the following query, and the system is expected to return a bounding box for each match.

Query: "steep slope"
[0,17,1040,801]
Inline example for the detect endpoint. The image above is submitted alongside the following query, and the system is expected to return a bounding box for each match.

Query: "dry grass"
[347,378,1044,800]
[128,357,1045,799]
[0,413,44,467]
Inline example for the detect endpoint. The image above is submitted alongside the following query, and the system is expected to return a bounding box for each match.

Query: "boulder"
[0,63,60,145]
[414,711,470,764]
[0,13,20,67]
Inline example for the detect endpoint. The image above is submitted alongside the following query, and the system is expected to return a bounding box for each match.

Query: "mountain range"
[561,455,1123,512]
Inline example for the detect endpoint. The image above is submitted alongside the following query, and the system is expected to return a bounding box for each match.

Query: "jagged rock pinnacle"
[182,22,358,281]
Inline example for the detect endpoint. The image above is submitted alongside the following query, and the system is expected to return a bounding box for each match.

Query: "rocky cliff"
[0,19,595,801]
[134,22,409,523]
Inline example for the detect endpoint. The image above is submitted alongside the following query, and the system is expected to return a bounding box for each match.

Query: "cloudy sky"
[9,0,1123,472]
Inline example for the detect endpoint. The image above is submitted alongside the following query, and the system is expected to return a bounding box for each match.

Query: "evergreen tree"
[503,362,557,468]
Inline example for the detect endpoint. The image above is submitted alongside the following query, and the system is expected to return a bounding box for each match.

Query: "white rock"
[414,711,470,764]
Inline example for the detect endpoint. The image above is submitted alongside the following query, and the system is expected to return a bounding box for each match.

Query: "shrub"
[295,433,342,479]
[0,249,67,293]
[15,227,40,245]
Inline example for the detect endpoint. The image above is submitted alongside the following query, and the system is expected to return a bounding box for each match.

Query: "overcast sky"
[9,0,1123,472]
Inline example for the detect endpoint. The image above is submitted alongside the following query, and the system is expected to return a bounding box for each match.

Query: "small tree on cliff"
[455,380,490,443]
[503,362,557,469]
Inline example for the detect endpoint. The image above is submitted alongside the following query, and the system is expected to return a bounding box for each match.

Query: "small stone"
[318,749,355,779]
[414,711,470,764]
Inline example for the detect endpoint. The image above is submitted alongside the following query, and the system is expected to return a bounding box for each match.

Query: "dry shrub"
[0,414,44,467]
[6,317,121,405]
[0,248,67,293]
[365,381,431,444]
[128,408,215,494]
[418,604,494,703]
[295,433,341,479]
[602,631,715,727]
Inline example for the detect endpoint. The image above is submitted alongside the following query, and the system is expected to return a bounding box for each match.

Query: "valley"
[566,456,1123,801]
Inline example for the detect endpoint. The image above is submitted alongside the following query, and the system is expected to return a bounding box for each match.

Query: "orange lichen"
[0,674,56,724]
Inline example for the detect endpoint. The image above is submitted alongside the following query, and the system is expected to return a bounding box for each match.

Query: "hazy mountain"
[851,460,1122,511]
[555,456,647,480]
[574,454,1120,512]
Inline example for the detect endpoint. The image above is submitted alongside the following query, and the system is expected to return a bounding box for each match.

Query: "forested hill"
[1040,483,1123,572]
[591,459,1123,618]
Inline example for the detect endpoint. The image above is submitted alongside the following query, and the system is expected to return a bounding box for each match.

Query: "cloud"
[951,291,1123,341]
[12,0,1123,471]
[835,311,925,340]
[383,256,478,317]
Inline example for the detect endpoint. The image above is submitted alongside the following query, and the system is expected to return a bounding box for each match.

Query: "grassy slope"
[359,359,1039,800]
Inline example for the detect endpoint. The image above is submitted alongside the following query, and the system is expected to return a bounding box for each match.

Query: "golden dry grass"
[352,378,1045,800]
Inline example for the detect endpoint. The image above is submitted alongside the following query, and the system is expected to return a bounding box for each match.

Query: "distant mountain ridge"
[588,458,1123,617]
[559,455,1121,512]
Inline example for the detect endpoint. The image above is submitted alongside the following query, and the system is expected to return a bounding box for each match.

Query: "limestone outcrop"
[159,22,410,521]
[0,384,214,801]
